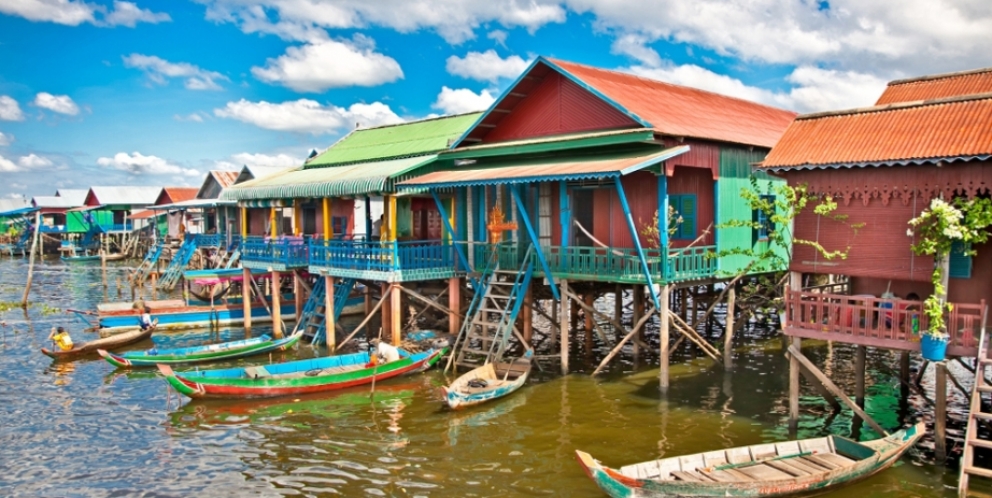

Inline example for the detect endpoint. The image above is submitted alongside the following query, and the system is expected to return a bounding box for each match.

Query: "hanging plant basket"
[920,333,949,362]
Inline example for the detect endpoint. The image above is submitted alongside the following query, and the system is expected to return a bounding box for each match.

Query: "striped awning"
[238,199,288,208]
[397,146,688,189]
[223,155,438,202]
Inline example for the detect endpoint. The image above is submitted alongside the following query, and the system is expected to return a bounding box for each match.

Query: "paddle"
[712,451,813,472]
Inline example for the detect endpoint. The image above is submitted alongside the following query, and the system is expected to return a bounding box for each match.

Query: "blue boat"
[96,298,299,335]
[441,353,532,409]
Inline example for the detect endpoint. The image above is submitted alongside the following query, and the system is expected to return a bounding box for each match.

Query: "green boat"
[98,331,302,368]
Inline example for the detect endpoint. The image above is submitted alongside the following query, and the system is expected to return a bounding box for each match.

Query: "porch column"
[240,207,247,238]
[391,283,402,345]
[559,181,570,246]
[242,267,252,335]
[322,198,331,241]
[788,271,802,434]
[325,274,335,351]
[272,270,282,338]
[449,277,461,336]
[270,207,277,238]
[292,199,301,236]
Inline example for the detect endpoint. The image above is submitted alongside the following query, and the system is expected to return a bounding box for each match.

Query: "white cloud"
[0,154,17,172]
[610,33,661,67]
[432,86,496,115]
[0,0,168,27]
[198,0,565,44]
[251,36,403,92]
[97,152,200,177]
[487,29,508,47]
[174,113,205,122]
[0,132,12,146]
[18,154,53,169]
[215,152,303,171]
[215,98,403,134]
[33,93,80,116]
[124,54,228,91]
[0,96,24,121]
[446,50,530,83]
[626,62,887,113]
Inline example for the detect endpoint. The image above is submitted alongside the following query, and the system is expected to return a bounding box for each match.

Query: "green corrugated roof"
[223,155,438,201]
[305,112,482,168]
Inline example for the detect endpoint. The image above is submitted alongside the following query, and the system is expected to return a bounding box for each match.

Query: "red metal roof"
[549,59,797,148]
[877,67,992,105]
[158,187,199,205]
[761,93,992,169]
[211,170,238,189]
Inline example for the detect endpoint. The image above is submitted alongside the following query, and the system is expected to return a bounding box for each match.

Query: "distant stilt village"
[8,57,992,496]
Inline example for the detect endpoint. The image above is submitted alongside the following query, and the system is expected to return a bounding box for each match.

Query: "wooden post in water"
[633,285,645,358]
[325,274,335,351]
[242,267,252,335]
[724,286,736,369]
[272,270,282,338]
[614,284,623,340]
[380,283,390,338]
[550,295,558,349]
[659,284,671,393]
[21,211,41,307]
[522,284,533,347]
[584,293,594,355]
[899,351,910,400]
[294,270,303,322]
[788,271,802,436]
[560,279,570,375]
[853,345,867,438]
[391,283,402,345]
[449,277,462,336]
[570,298,579,340]
[936,361,948,462]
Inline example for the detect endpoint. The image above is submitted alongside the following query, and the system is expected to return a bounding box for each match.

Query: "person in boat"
[48,326,73,351]
[139,307,154,331]
[368,339,400,366]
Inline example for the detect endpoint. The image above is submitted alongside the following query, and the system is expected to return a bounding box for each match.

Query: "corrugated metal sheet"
[224,155,437,201]
[762,94,992,169]
[55,189,88,205]
[480,71,638,143]
[211,171,238,188]
[877,68,992,105]
[31,196,80,209]
[307,113,481,168]
[399,146,688,188]
[157,187,199,205]
[86,186,162,207]
[549,59,797,148]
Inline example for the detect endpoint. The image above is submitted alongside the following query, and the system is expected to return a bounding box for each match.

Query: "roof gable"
[157,187,199,205]
[197,170,238,199]
[55,189,88,205]
[85,186,163,207]
[877,67,992,105]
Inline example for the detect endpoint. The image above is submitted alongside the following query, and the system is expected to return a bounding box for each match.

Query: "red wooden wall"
[667,167,715,247]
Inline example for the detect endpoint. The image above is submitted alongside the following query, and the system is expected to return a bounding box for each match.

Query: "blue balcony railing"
[309,239,455,274]
[39,225,67,233]
[99,223,133,232]
[241,235,309,268]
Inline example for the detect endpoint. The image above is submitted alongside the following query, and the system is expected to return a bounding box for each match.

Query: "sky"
[0,0,990,202]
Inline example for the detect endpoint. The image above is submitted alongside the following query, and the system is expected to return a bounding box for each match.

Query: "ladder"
[298,277,357,346]
[448,245,534,372]
[132,243,165,284]
[157,236,200,290]
[960,307,991,497]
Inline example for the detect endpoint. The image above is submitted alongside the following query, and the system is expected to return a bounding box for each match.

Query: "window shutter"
[679,195,696,240]
[949,240,972,278]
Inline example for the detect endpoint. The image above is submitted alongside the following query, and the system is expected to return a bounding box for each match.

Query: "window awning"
[397,146,688,189]
[223,155,438,202]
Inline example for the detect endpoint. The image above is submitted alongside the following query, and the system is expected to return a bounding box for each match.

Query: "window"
[949,240,973,278]
[754,194,775,241]
[331,216,347,237]
[668,194,697,240]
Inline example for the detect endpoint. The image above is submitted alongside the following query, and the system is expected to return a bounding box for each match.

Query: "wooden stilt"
[294,271,303,322]
[449,277,461,336]
[900,351,910,400]
[21,211,41,307]
[242,267,252,335]
[271,270,282,338]
[592,306,656,376]
[584,293,594,355]
[550,297,559,349]
[570,298,579,339]
[936,361,948,462]
[724,286,736,369]
[680,288,688,321]
[391,283,402,345]
[797,362,842,412]
[855,346,867,408]
[380,283,390,336]
[522,285,533,347]
[614,284,623,341]
[789,337,801,435]
[365,285,373,316]
[660,285,671,392]
[560,280,570,375]
[325,275,335,351]
[633,285,645,358]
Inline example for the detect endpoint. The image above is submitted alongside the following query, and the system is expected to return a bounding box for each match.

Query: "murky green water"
[0,256,976,496]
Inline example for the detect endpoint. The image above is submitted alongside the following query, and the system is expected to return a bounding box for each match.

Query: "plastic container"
[921,333,948,361]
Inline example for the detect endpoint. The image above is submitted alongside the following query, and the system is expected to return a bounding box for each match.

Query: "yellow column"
[269,207,277,238]
[447,196,456,244]
[322,198,331,242]
[272,271,282,338]
[240,207,247,238]
[293,199,301,236]
[387,195,397,242]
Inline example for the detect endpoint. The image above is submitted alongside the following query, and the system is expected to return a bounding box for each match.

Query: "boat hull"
[575,423,924,498]
[98,303,297,335]
[42,326,154,360]
[99,332,301,368]
[160,349,444,399]
[443,361,531,409]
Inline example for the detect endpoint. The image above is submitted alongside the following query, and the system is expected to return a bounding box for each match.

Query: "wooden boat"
[41,324,155,360]
[94,298,298,336]
[441,353,532,409]
[574,422,925,498]
[98,331,302,368]
[158,347,445,399]
[61,252,125,262]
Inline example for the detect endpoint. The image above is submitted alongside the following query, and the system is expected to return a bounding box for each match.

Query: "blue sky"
[1,0,990,201]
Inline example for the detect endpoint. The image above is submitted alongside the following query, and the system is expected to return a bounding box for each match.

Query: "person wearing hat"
[48,326,74,351]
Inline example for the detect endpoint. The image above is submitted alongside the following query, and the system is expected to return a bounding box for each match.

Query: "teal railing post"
[615,177,660,308]
[430,189,476,287]
[510,184,560,301]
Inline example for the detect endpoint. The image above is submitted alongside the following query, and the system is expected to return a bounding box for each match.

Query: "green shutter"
[670,194,696,240]
[949,240,972,278]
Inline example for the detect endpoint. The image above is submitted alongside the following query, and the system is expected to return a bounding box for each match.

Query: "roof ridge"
[305,151,438,170]
[797,91,992,120]
[888,66,992,87]
[545,57,796,115]
[348,111,483,133]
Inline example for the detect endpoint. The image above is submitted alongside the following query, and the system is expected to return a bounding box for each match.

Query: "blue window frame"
[949,240,972,278]
[669,194,697,240]
[754,194,775,241]
[331,216,347,237]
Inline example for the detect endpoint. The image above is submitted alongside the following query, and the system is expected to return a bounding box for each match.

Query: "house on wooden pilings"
[221,112,482,342]
[397,57,797,377]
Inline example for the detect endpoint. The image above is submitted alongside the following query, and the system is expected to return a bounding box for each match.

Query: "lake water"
[0,256,979,496]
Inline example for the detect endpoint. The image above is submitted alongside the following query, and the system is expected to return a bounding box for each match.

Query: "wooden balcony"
[783,290,986,357]
[241,235,309,271]
[308,239,457,282]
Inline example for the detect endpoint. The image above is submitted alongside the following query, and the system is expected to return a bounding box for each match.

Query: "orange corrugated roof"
[762,93,992,169]
[211,170,238,189]
[549,58,797,148]
[877,67,992,105]
[161,187,199,204]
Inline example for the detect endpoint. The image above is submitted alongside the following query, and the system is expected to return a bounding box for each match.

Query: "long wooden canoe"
[41,324,155,360]
[61,253,126,262]
[158,347,445,399]
[575,422,924,498]
[96,298,298,336]
[98,331,302,368]
[442,354,531,409]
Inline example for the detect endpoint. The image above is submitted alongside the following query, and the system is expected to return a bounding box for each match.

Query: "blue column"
[511,184,560,301]
[658,172,669,282]
[615,177,660,309]
[559,181,569,246]
[431,190,474,284]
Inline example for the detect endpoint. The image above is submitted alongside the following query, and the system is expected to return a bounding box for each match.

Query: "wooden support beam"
[449,277,462,336]
[523,285,533,347]
[335,289,390,352]
[900,352,911,400]
[633,285,645,357]
[592,306,657,376]
[584,293,594,355]
[724,286,736,369]
[561,280,570,375]
[936,361,948,462]
[380,282,390,337]
[660,284,670,391]
[787,344,889,437]
[242,267,252,335]
[796,361,842,412]
[325,275,335,351]
[669,311,721,360]
[294,271,303,322]
[391,283,402,345]
[789,337,801,435]
[271,270,282,338]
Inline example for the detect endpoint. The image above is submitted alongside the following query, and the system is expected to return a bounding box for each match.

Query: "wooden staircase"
[298,277,357,345]
[157,236,199,290]
[961,309,992,497]
[131,243,165,284]
[447,245,534,373]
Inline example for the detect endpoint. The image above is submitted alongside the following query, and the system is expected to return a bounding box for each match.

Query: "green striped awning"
[223,155,438,202]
